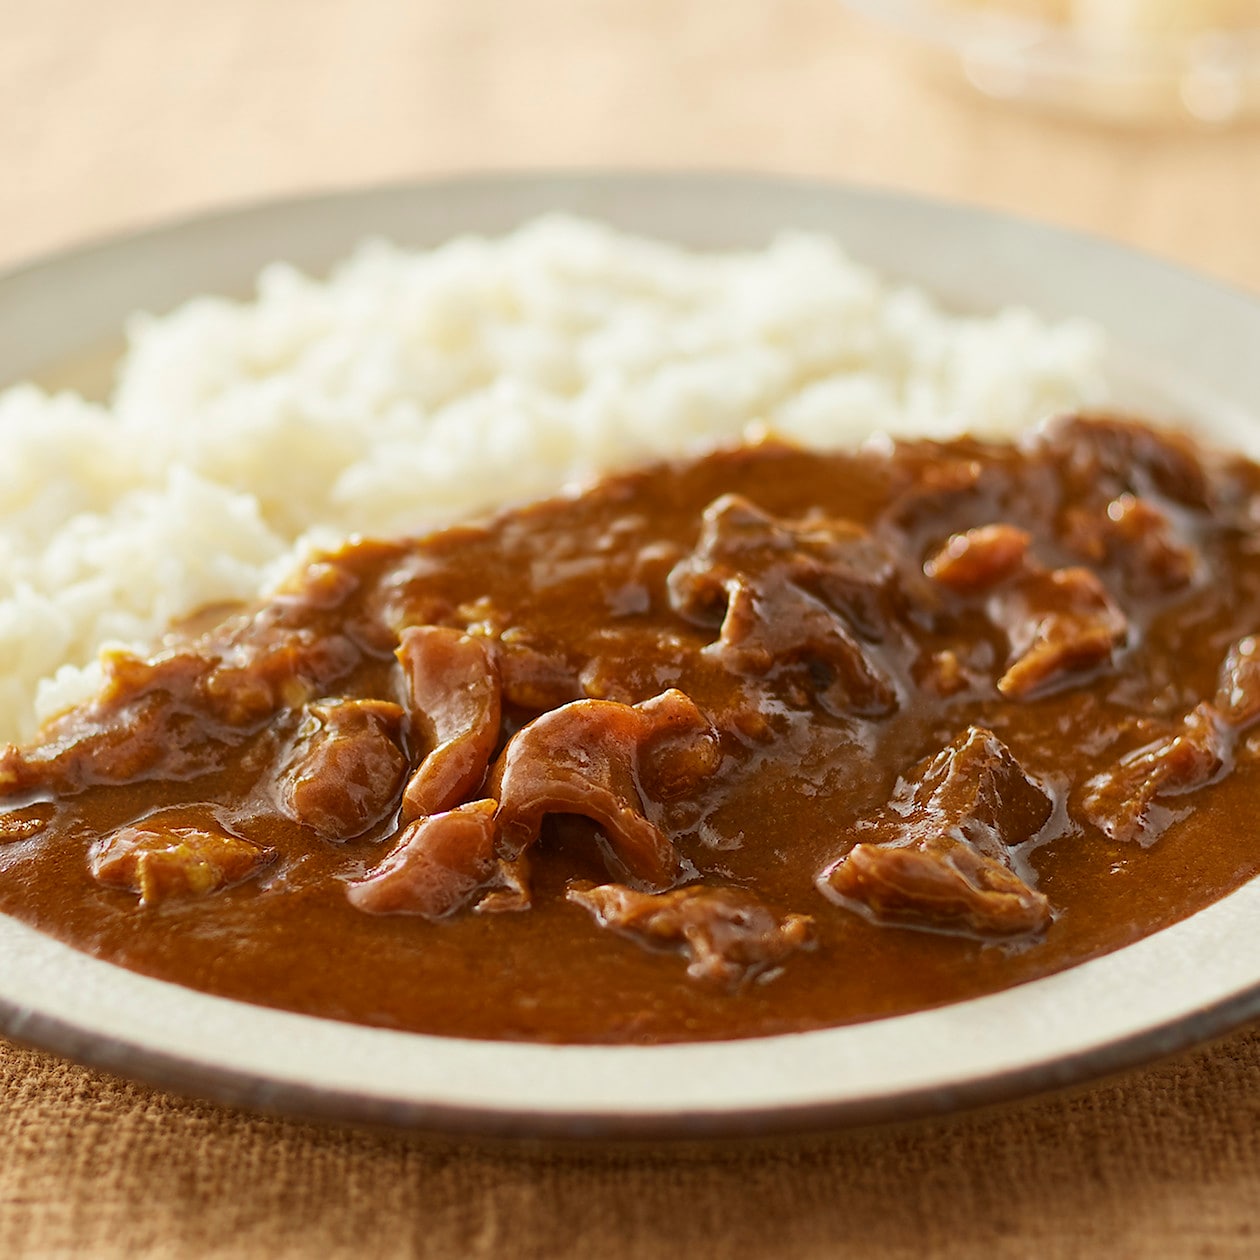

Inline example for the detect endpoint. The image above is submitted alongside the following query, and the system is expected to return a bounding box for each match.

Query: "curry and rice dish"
[1,219,1256,1043]
[2,414,1260,1043]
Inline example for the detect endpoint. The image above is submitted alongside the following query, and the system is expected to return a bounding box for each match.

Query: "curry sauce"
[2,415,1259,1043]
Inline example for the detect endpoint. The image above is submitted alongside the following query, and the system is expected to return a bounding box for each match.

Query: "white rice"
[0,215,1108,743]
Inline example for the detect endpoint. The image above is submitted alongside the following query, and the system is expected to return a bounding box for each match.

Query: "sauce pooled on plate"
[2,414,1259,1043]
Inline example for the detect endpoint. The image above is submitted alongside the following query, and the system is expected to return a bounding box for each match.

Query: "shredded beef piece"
[1079,635,1260,846]
[347,799,499,918]
[916,649,969,698]
[0,651,222,794]
[0,803,55,843]
[667,494,900,717]
[0,607,361,797]
[820,727,1053,938]
[918,513,1131,701]
[924,524,1031,593]
[200,626,361,726]
[89,823,275,906]
[1080,703,1229,845]
[1100,494,1198,590]
[472,851,533,915]
[397,626,502,822]
[993,566,1127,698]
[1216,636,1260,727]
[1063,494,1198,595]
[567,881,814,986]
[487,689,718,893]
[275,699,408,841]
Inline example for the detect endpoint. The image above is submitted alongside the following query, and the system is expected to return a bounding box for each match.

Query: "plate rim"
[4,966,1260,1141]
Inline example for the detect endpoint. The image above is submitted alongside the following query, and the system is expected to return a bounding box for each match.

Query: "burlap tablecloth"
[3,2,1259,1254]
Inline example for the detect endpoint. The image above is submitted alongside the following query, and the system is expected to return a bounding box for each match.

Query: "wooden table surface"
[3,2,1260,1255]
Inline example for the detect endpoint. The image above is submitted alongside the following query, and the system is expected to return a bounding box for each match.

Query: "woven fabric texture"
[2,1031,1260,1258]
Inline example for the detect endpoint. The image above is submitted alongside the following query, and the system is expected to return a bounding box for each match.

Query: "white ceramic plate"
[3,173,1260,1139]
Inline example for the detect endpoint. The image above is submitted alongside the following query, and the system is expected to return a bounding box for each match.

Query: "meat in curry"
[1,414,1258,1043]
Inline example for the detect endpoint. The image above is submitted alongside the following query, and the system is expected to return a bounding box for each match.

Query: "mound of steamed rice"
[0,216,1107,743]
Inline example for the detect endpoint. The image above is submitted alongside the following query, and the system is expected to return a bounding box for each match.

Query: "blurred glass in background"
[844,0,1260,124]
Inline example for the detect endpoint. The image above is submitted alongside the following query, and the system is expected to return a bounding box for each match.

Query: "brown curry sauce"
[2,414,1260,1044]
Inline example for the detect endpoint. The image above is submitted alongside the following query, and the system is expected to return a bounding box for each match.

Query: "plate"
[2,172,1260,1139]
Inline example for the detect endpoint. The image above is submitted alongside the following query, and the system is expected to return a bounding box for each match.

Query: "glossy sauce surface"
[3,417,1260,1043]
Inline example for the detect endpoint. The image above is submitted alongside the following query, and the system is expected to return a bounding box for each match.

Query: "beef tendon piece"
[667,494,900,717]
[567,881,814,986]
[397,625,502,823]
[821,727,1053,938]
[487,689,719,890]
[1081,703,1230,846]
[347,799,500,918]
[924,524,1031,593]
[89,823,275,907]
[993,567,1127,699]
[275,699,408,841]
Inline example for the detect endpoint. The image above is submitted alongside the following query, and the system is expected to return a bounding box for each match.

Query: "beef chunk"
[884,458,982,531]
[824,842,1051,939]
[820,727,1053,938]
[274,699,408,841]
[567,881,814,986]
[347,799,499,918]
[487,689,719,892]
[924,524,1030,593]
[715,580,898,718]
[1080,703,1230,845]
[667,494,900,717]
[993,567,1127,698]
[89,823,274,906]
[1099,494,1198,591]
[912,726,1054,842]
[397,625,502,822]
[1042,414,1211,510]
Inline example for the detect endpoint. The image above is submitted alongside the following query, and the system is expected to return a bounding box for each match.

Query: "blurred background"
[3,0,1258,289]
[3,3,1260,1256]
